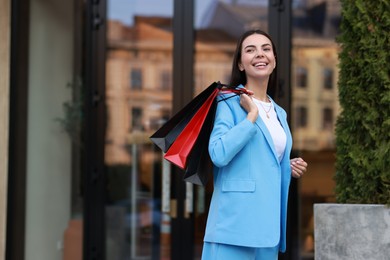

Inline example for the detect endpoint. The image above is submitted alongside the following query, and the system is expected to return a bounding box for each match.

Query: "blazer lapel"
[254,101,292,164]
[274,105,293,161]
[254,116,280,164]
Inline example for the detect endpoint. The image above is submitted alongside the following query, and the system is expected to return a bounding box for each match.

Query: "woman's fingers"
[291,158,308,178]
[240,94,258,115]
[292,169,301,178]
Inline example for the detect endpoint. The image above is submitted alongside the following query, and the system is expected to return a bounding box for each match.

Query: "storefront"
[4,0,340,259]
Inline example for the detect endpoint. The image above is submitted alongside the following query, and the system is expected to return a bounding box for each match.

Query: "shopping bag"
[182,98,217,185]
[150,81,251,186]
[150,82,219,152]
[163,87,220,169]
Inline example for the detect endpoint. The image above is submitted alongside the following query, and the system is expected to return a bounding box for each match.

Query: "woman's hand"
[290,157,308,178]
[240,94,258,123]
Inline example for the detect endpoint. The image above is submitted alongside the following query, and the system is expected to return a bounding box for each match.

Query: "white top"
[253,98,287,162]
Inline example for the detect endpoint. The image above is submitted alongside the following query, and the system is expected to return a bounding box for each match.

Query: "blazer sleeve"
[208,98,257,167]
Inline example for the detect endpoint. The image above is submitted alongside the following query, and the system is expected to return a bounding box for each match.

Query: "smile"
[253,62,268,67]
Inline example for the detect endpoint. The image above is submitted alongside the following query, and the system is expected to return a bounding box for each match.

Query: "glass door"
[193,0,269,259]
[291,0,341,259]
[104,1,174,259]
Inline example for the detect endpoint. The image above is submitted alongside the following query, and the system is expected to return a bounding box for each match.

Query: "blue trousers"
[201,242,279,260]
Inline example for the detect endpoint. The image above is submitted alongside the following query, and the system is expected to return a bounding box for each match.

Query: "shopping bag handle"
[216,81,253,102]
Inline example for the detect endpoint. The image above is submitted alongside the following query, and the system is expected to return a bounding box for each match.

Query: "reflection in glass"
[130,69,143,90]
[322,107,333,130]
[295,106,308,129]
[292,0,341,259]
[194,0,268,259]
[323,68,333,89]
[105,0,173,259]
[296,67,308,88]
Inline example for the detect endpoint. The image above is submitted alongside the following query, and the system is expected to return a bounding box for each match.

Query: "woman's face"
[238,33,276,81]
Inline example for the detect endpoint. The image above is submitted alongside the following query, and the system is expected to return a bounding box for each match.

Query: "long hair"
[229,29,278,96]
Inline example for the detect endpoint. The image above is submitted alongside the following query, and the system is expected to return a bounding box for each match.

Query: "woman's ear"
[239,63,244,71]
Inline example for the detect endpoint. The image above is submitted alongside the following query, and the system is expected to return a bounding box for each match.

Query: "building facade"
[1,0,340,259]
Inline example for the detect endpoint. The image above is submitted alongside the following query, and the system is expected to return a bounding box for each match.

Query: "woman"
[202,29,308,260]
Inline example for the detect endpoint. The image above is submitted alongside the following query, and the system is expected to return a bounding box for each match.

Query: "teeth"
[255,63,267,67]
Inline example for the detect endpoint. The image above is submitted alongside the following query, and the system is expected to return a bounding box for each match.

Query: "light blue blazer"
[204,87,293,252]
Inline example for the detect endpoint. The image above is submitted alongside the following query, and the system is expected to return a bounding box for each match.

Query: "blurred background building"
[1,0,341,259]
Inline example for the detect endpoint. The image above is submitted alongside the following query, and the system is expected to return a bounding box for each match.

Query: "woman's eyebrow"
[243,43,272,49]
[243,44,256,49]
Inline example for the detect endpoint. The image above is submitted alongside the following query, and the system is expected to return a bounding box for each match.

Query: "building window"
[295,106,308,128]
[131,107,143,131]
[323,68,333,89]
[149,109,170,130]
[322,107,333,130]
[130,69,142,90]
[160,71,171,90]
[296,67,308,88]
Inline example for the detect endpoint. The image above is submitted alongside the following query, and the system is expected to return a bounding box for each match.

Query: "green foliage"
[335,0,390,205]
[56,77,84,146]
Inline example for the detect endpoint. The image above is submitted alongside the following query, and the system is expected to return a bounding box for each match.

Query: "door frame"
[82,0,297,259]
[83,0,107,259]
[6,0,30,259]
[269,1,299,259]
[171,0,196,259]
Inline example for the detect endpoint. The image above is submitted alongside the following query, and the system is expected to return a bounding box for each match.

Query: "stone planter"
[314,203,390,260]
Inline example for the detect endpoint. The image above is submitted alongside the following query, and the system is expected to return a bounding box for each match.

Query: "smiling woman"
[202,29,307,260]
[3,0,342,259]
[238,35,277,100]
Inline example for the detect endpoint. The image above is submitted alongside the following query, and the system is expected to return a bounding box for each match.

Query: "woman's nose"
[256,49,264,57]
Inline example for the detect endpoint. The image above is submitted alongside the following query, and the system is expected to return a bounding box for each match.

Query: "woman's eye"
[263,48,271,52]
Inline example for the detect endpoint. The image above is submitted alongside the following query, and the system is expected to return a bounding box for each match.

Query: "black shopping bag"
[182,98,217,186]
[163,86,219,169]
[150,82,219,152]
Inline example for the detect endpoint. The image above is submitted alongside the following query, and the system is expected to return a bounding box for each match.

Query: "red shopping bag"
[163,87,220,169]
